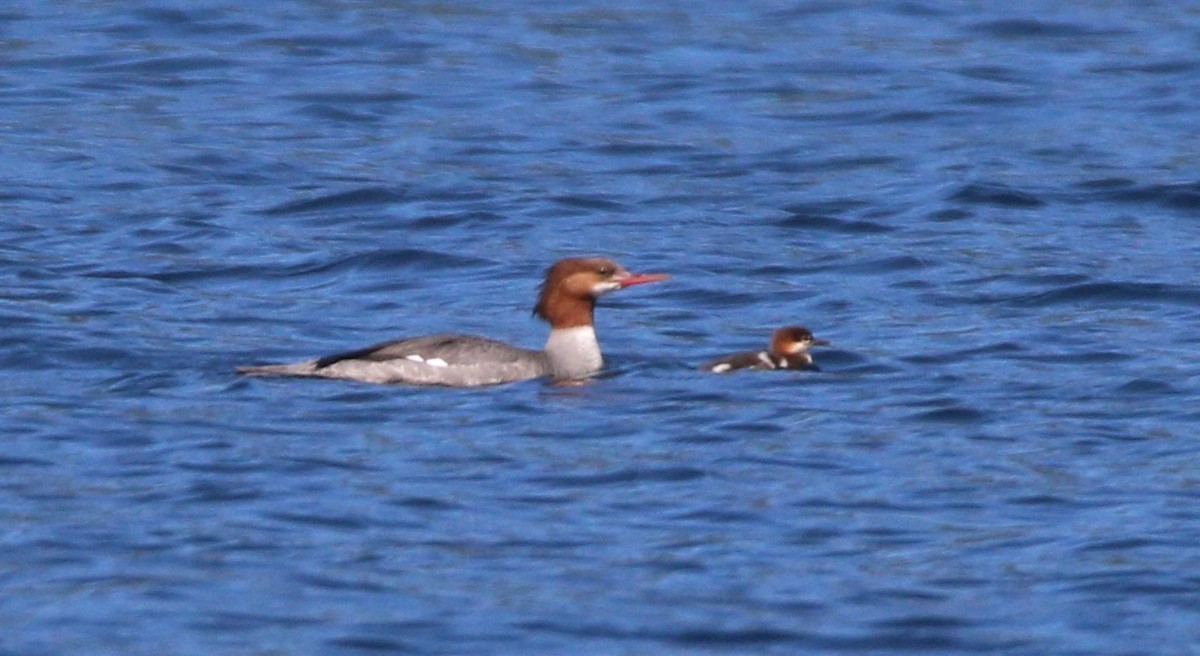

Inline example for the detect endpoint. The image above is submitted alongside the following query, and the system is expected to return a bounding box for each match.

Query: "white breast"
[543,326,603,380]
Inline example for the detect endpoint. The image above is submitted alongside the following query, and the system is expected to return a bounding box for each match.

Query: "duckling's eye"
[597,266,613,277]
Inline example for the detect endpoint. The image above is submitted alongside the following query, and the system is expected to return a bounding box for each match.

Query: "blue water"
[4,2,1200,654]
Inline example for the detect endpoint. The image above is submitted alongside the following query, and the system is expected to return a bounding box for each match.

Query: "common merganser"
[236,257,668,387]
[702,326,829,373]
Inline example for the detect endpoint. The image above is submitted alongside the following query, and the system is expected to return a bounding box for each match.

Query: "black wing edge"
[313,338,409,369]
[313,335,468,369]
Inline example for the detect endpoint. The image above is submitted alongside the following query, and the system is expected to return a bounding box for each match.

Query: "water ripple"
[1078,178,1200,211]
[530,467,707,489]
[258,186,408,215]
[775,212,894,234]
[949,182,1046,208]
[969,19,1127,39]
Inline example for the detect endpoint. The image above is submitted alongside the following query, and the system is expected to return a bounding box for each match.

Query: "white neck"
[543,326,603,380]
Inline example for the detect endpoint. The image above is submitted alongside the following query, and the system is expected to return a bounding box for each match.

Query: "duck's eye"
[597,266,613,277]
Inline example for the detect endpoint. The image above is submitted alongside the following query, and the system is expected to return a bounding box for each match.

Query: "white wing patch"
[756,351,775,369]
[405,353,448,367]
[711,363,732,373]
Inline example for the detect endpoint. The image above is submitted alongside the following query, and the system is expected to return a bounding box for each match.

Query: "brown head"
[769,325,830,357]
[532,257,669,329]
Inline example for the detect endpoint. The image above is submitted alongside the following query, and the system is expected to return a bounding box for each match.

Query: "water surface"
[4,2,1200,654]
